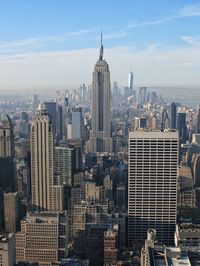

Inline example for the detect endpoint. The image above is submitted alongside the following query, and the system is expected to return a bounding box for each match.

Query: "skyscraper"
[128,129,178,246]
[177,112,187,144]
[71,106,82,140]
[128,72,133,94]
[0,115,14,157]
[197,105,200,133]
[30,103,54,210]
[170,102,177,129]
[89,34,112,153]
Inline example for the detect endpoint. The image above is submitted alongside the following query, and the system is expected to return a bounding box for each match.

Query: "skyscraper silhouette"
[89,34,112,152]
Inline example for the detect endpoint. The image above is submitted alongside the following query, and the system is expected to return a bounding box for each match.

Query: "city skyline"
[0,0,200,89]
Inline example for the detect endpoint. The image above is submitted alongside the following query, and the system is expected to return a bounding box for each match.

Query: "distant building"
[197,105,200,133]
[55,146,75,186]
[0,115,14,157]
[44,101,57,132]
[170,102,177,129]
[71,107,82,140]
[15,212,68,265]
[177,112,187,144]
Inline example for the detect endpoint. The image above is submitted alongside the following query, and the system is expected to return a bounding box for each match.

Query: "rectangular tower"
[31,103,54,210]
[128,129,178,246]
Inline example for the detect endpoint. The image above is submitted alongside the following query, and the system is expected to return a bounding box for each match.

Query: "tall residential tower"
[89,35,112,153]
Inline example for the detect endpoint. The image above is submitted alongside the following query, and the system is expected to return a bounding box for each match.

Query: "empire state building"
[89,35,112,153]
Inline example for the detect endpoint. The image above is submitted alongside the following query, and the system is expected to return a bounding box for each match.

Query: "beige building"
[88,35,112,153]
[31,103,63,211]
[15,211,68,265]
[0,233,15,266]
[0,115,14,157]
[4,192,20,233]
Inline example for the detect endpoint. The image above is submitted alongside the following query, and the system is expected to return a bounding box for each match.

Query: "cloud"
[0,44,200,90]
[178,3,200,17]
[181,35,200,46]
[0,28,94,54]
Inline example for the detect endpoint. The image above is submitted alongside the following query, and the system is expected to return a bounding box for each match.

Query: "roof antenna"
[99,27,103,60]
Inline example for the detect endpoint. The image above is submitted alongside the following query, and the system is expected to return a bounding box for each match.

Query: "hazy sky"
[0,0,200,90]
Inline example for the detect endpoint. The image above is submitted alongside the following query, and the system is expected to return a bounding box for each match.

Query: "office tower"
[0,233,15,266]
[57,100,63,142]
[31,103,54,210]
[0,115,14,157]
[161,108,169,130]
[89,34,112,153]
[128,72,136,100]
[55,146,75,186]
[177,112,187,144]
[113,81,120,96]
[71,106,82,140]
[170,102,177,129]
[104,229,118,265]
[4,192,20,233]
[32,94,39,107]
[0,157,16,191]
[128,72,133,94]
[15,212,68,265]
[44,101,57,132]
[138,87,147,105]
[197,105,200,133]
[128,129,178,246]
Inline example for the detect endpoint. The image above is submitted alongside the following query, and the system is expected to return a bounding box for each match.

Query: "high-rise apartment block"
[15,212,68,265]
[88,35,112,153]
[128,129,178,246]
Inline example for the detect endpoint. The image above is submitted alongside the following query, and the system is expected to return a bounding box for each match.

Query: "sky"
[0,0,200,90]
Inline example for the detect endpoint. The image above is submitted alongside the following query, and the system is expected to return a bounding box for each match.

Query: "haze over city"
[1,0,200,90]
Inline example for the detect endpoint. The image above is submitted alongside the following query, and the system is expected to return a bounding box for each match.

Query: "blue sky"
[0,0,200,89]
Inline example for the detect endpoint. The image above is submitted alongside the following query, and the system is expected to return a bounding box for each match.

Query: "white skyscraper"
[128,129,178,246]
[89,34,112,153]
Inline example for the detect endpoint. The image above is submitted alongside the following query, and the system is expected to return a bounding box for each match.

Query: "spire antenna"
[99,28,103,60]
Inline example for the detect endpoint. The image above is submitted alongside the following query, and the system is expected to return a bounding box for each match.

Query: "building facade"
[128,129,178,246]
[15,212,68,265]
[89,35,112,153]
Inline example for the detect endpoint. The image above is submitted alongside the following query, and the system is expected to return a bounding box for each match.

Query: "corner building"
[128,129,178,246]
